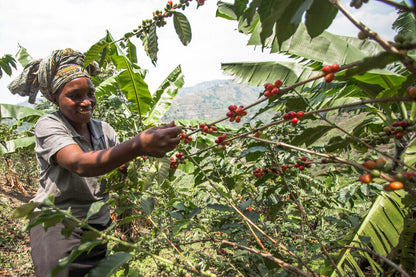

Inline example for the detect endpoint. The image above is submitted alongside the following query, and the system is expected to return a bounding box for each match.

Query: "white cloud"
[0,0,404,105]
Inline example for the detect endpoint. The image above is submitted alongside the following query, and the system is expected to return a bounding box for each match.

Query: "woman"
[8,48,182,276]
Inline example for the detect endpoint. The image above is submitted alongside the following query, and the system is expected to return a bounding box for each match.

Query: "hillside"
[162,79,267,123]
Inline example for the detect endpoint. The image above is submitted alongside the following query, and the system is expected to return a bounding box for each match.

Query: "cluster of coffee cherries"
[322,64,340,83]
[282,111,305,126]
[199,123,218,134]
[179,130,193,144]
[263,80,283,98]
[383,120,415,140]
[253,156,313,178]
[358,157,411,191]
[359,157,387,184]
[170,152,185,170]
[281,156,313,172]
[252,167,280,178]
[294,156,313,170]
[226,105,247,123]
[215,133,230,150]
[393,33,414,50]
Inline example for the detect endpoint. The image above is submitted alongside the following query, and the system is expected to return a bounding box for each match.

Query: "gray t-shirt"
[32,111,119,225]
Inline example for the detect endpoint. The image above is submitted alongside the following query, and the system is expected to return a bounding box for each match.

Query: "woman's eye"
[69,95,82,101]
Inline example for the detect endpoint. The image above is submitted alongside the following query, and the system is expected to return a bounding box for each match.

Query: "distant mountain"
[162,79,268,123]
[177,80,228,97]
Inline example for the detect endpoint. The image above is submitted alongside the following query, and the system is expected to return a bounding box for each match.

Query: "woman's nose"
[80,97,91,106]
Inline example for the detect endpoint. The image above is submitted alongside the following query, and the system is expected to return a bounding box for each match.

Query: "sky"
[0,0,400,105]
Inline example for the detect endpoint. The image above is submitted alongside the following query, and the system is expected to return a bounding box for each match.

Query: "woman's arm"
[55,122,182,177]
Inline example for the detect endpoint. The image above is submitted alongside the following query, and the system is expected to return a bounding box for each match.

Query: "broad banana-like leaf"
[393,8,416,39]
[144,65,184,126]
[221,60,319,88]
[329,191,405,276]
[0,136,35,154]
[402,136,416,166]
[94,76,118,100]
[252,23,383,65]
[111,54,151,116]
[0,104,44,122]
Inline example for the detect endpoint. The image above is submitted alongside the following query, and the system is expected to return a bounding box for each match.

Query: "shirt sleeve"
[34,115,78,165]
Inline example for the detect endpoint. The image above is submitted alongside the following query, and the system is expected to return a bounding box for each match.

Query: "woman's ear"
[53,90,61,106]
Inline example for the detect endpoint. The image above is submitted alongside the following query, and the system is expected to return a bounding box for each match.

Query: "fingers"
[160,121,176,129]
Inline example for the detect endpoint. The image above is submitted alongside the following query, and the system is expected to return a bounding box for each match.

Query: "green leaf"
[172,220,190,237]
[47,241,104,277]
[87,201,106,219]
[238,146,268,162]
[305,0,338,38]
[15,45,33,67]
[0,136,35,154]
[94,76,118,100]
[233,0,249,19]
[0,104,44,121]
[393,8,416,40]
[248,22,383,65]
[173,11,192,46]
[339,52,404,81]
[144,65,184,125]
[126,39,138,64]
[141,24,158,65]
[12,202,38,218]
[141,197,155,215]
[402,137,416,166]
[216,1,238,20]
[291,0,313,26]
[291,125,335,146]
[117,67,152,115]
[172,201,186,211]
[83,40,110,68]
[330,191,405,276]
[86,252,132,277]
[257,0,281,46]
[221,60,318,88]
[61,218,78,238]
[0,58,13,76]
[206,203,234,213]
[42,213,65,231]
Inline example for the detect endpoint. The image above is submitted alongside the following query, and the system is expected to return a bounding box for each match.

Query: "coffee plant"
[4,0,416,276]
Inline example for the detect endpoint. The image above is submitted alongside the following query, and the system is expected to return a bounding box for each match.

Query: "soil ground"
[0,178,36,277]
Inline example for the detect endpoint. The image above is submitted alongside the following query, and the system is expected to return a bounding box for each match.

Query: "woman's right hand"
[135,121,182,158]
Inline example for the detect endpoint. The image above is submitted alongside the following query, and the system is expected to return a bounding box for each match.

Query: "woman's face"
[55,77,96,128]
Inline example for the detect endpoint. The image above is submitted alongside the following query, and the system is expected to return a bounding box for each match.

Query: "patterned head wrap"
[8,48,99,104]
